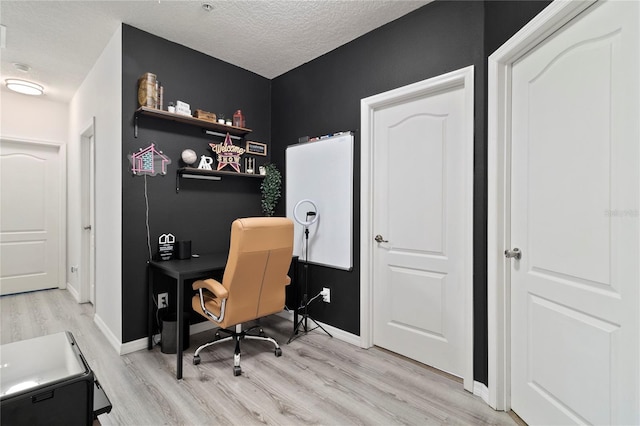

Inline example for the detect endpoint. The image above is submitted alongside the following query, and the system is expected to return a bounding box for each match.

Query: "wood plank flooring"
[1,289,518,425]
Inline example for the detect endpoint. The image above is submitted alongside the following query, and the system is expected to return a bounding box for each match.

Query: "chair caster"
[233,366,242,376]
[274,347,282,357]
[259,329,265,337]
[193,355,201,365]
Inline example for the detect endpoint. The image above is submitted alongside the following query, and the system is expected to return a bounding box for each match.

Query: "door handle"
[504,248,521,260]
[374,235,388,243]
[83,225,92,230]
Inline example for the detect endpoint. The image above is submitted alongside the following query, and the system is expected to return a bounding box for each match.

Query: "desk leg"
[148,265,154,350]
[293,257,299,335]
[176,276,184,380]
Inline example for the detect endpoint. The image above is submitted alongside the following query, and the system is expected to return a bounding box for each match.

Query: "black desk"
[148,253,227,379]
[148,253,299,380]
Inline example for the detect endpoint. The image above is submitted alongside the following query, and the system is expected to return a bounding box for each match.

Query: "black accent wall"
[120,1,550,386]
[121,25,271,342]
[270,0,550,385]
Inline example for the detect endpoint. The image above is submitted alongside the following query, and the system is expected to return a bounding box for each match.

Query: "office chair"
[191,217,294,376]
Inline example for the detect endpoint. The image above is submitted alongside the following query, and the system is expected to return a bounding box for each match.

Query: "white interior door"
[510,1,639,424]
[368,68,473,382]
[0,140,62,295]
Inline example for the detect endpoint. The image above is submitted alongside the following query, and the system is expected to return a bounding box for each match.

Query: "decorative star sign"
[209,133,246,173]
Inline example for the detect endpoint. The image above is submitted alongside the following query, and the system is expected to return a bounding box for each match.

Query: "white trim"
[94,313,122,354]
[473,381,490,405]
[79,118,96,303]
[487,0,596,411]
[0,136,67,292]
[277,310,361,346]
[360,66,475,391]
[66,283,81,303]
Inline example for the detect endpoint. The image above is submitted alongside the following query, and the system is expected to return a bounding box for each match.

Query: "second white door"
[510,1,639,424]
[369,68,473,381]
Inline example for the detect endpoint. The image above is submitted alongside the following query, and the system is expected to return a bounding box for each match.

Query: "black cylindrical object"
[175,240,192,260]
[160,312,190,354]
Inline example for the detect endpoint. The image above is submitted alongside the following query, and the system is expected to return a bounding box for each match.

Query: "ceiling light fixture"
[5,79,44,96]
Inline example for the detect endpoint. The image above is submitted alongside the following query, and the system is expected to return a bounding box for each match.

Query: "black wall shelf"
[176,167,264,192]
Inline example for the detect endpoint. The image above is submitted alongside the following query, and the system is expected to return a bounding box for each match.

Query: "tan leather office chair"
[191,217,294,376]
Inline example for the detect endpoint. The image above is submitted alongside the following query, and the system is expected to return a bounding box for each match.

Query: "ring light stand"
[288,200,332,343]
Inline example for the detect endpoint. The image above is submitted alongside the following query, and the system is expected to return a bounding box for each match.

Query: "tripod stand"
[288,214,332,343]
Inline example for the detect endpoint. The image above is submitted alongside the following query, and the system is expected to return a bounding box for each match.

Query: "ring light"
[293,199,319,227]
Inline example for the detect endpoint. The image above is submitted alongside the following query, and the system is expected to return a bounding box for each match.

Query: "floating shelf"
[176,167,264,192]
[134,106,252,138]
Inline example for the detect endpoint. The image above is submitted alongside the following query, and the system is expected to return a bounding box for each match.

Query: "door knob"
[504,248,521,260]
[374,235,388,243]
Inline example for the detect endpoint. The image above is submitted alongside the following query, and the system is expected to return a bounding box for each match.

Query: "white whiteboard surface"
[286,133,353,270]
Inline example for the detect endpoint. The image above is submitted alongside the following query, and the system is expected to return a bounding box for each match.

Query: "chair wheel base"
[275,347,282,357]
[193,355,201,365]
[233,366,242,376]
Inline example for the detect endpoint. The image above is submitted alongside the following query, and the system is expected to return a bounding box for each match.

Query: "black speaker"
[175,240,191,259]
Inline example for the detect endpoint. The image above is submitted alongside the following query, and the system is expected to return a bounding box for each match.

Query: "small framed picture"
[245,141,268,156]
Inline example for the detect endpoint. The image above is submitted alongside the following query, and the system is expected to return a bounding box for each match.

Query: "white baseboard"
[277,310,360,346]
[93,313,123,354]
[119,321,218,355]
[66,282,81,303]
[473,381,490,405]
[118,310,359,355]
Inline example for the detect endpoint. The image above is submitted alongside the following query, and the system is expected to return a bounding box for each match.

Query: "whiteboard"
[286,133,353,270]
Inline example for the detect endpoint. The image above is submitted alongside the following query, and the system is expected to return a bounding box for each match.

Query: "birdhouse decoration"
[129,143,171,176]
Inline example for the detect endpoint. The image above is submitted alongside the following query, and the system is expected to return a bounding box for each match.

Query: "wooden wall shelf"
[134,106,252,138]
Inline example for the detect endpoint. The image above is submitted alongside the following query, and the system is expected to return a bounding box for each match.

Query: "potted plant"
[260,163,282,216]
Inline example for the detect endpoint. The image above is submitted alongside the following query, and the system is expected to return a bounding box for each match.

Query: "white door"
[369,68,473,381]
[0,140,62,295]
[510,1,639,424]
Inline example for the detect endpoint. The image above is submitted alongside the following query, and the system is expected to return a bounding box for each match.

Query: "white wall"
[1,90,69,142]
[69,26,123,351]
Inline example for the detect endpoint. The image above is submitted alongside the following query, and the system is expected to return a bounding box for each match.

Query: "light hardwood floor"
[1,289,518,425]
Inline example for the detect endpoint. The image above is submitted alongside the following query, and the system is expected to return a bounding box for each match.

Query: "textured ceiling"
[0,0,430,103]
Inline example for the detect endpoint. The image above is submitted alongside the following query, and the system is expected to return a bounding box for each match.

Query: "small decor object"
[233,109,245,127]
[197,155,214,170]
[246,140,267,156]
[259,165,266,175]
[175,100,191,116]
[194,109,217,122]
[129,143,171,176]
[181,149,198,166]
[209,133,246,173]
[138,72,157,107]
[168,102,175,113]
[260,163,282,216]
[225,118,232,126]
[217,113,225,124]
[244,157,255,174]
[158,233,175,261]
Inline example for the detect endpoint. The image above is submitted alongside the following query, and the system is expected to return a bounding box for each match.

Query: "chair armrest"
[192,278,229,299]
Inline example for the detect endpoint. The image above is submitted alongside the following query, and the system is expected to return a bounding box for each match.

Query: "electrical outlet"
[322,287,331,303]
[158,292,168,309]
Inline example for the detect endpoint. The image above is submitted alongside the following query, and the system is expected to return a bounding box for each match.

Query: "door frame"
[80,119,96,303]
[487,0,597,411]
[360,65,475,391]
[0,136,67,291]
